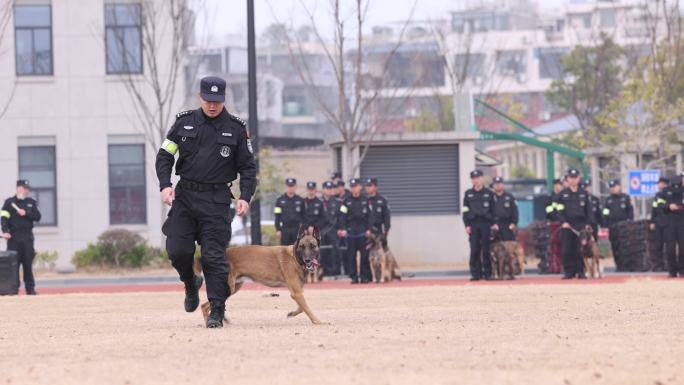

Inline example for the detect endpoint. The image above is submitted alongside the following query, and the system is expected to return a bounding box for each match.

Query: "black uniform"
[492,191,518,241]
[367,194,391,248]
[665,183,684,276]
[650,190,670,271]
[1,195,41,294]
[304,196,327,230]
[554,187,593,278]
[320,195,342,276]
[602,193,634,270]
[588,193,601,241]
[155,107,256,304]
[463,187,495,279]
[339,194,373,282]
[544,194,557,221]
[274,194,305,245]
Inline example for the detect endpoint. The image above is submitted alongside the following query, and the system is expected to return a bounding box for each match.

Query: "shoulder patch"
[176,110,194,120]
[228,113,246,127]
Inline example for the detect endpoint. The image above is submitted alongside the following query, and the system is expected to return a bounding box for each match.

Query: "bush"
[261,224,279,246]
[34,250,58,270]
[72,229,169,269]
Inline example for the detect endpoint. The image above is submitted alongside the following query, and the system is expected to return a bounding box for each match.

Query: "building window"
[14,5,53,76]
[537,47,568,80]
[454,53,486,80]
[105,3,143,74]
[573,13,592,29]
[283,86,312,117]
[108,144,146,224]
[18,146,57,226]
[496,50,526,76]
[600,9,616,28]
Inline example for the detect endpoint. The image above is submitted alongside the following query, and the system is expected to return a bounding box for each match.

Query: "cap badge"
[211,85,218,93]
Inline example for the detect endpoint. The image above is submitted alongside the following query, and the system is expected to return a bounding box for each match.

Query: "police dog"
[579,228,603,278]
[196,226,324,325]
[490,228,526,280]
[366,231,402,283]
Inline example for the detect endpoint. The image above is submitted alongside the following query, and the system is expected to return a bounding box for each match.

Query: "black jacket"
[274,194,304,231]
[367,194,391,233]
[651,190,669,227]
[303,197,327,230]
[462,187,494,227]
[554,187,593,226]
[1,196,42,240]
[602,193,634,227]
[320,196,342,235]
[155,108,257,202]
[339,195,373,235]
[492,191,518,225]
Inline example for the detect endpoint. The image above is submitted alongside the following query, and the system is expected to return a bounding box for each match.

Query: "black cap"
[608,179,620,188]
[285,178,297,186]
[659,177,670,184]
[306,181,317,190]
[349,178,360,187]
[567,168,580,177]
[583,178,592,186]
[331,172,342,179]
[470,170,483,178]
[553,178,562,185]
[16,180,30,188]
[323,181,334,189]
[492,176,504,184]
[365,177,378,186]
[337,180,345,187]
[200,76,226,102]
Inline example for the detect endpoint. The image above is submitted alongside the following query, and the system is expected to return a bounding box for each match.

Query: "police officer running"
[338,178,373,284]
[156,76,256,328]
[463,170,495,281]
[602,179,634,271]
[1,180,41,295]
[491,177,518,241]
[365,178,391,249]
[274,178,305,245]
[650,177,670,272]
[665,173,684,277]
[320,181,342,277]
[554,168,593,279]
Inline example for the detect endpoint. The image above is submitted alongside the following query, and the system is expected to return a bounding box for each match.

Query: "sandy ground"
[1,280,683,385]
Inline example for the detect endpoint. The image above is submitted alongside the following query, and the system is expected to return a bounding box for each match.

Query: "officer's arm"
[338,204,348,230]
[316,208,327,230]
[366,203,375,231]
[384,201,391,232]
[27,199,41,222]
[274,202,282,231]
[156,125,178,191]
[235,128,257,203]
[584,195,594,226]
[512,197,519,225]
[627,196,635,221]
[554,195,567,224]
[462,194,471,227]
[1,200,10,233]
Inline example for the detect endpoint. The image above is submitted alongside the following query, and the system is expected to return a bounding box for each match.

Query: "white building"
[0,0,185,269]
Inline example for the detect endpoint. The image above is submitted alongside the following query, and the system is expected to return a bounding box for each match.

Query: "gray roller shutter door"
[360,144,460,215]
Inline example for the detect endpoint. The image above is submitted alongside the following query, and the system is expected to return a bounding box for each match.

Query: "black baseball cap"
[553,178,562,185]
[492,176,504,184]
[583,178,592,186]
[349,178,361,187]
[608,179,620,188]
[285,178,297,186]
[16,180,30,188]
[365,177,378,186]
[567,168,580,177]
[470,170,483,178]
[200,76,226,102]
[331,172,342,179]
[306,181,317,190]
[323,181,334,189]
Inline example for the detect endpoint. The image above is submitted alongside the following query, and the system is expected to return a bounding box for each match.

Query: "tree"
[272,0,417,177]
[546,34,624,148]
[0,0,15,119]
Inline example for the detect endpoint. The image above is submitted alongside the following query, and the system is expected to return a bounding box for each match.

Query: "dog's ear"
[297,225,307,239]
[312,226,321,244]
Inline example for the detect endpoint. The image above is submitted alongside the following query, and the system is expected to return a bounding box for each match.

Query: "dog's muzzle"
[304,257,320,273]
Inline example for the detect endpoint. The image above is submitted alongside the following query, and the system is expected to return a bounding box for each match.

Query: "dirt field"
[1,279,683,385]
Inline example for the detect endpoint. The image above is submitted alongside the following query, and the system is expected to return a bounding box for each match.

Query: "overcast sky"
[198,0,570,45]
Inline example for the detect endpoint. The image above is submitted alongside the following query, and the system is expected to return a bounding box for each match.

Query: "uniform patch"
[247,139,254,154]
[176,110,193,119]
[222,132,232,137]
[229,113,246,126]
[377,207,382,212]
[183,126,194,130]
[220,146,230,158]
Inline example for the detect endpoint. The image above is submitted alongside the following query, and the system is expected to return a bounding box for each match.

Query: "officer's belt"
[178,179,231,192]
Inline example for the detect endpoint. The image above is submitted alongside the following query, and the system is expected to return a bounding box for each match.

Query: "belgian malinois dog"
[195,226,325,325]
[366,231,402,283]
[490,228,526,280]
[579,228,603,279]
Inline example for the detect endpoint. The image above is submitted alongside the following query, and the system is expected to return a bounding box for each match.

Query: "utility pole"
[247,0,261,244]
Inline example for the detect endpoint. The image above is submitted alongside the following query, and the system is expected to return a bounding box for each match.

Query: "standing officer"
[1,180,41,295]
[336,180,351,201]
[463,170,495,281]
[156,76,256,328]
[554,168,593,279]
[665,173,684,277]
[602,179,634,271]
[320,181,342,277]
[303,182,326,234]
[545,178,563,221]
[650,177,670,272]
[338,178,373,284]
[491,177,518,241]
[274,178,305,245]
[365,177,391,249]
[583,179,601,242]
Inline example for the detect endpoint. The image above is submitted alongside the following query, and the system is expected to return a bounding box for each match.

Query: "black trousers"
[667,221,684,275]
[8,238,35,292]
[560,227,583,277]
[346,235,370,281]
[608,224,621,271]
[164,188,231,303]
[468,221,492,279]
[320,231,339,276]
[654,224,670,271]
[280,227,299,246]
[495,222,516,241]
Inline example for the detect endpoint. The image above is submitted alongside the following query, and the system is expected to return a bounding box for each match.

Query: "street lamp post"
[247,0,261,245]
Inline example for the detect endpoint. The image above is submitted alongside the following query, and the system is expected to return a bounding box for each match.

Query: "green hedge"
[72,229,168,269]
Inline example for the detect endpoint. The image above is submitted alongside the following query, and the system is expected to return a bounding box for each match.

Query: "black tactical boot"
[206,301,226,328]
[184,275,203,312]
